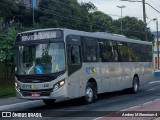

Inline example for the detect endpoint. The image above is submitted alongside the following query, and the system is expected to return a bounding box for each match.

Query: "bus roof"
[18,28,152,45]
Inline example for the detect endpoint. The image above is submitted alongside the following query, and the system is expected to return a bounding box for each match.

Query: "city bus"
[14,28,153,105]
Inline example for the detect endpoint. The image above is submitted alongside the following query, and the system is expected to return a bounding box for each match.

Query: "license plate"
[31,93,40,97]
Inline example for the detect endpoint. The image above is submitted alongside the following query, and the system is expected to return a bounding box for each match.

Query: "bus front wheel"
[43,99,56,106]
[83,82,96,104]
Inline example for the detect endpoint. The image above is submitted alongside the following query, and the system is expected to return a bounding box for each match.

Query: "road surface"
[0,80,160,120]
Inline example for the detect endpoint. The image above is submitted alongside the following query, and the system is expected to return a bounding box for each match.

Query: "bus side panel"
[81,63,102,94]
[100,62,110,93]
[141,62,154,85]
[67,63,101,99]
[107,63,120,92]
[67,61,153,99]
[120,63,132,89]
[67,69,82,99]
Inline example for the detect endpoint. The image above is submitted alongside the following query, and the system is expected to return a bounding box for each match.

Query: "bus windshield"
[17,42,65,75]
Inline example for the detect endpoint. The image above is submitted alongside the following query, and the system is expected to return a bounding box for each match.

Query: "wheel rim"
[134,80,138,92]
[86,87,93,102]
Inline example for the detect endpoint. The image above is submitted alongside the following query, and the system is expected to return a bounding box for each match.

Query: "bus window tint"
[140,45,152,62]
[99,40,113,62]
[128,43,152,62]
[82,37,98,62]
[118,42,129,62]
[112,41,119,62]
[147,45,152,62]
[99,40,152,62]
[127,43,136,62]
[68,45,81,64]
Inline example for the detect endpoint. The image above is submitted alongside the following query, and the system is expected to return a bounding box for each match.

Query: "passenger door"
[66,35,82,98]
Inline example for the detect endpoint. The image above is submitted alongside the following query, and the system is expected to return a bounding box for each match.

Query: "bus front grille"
[20,89,53,97]
[18,77,54,83]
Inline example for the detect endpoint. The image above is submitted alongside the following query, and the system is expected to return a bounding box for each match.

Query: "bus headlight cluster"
[15,82,20,90]
[53,80,65,91]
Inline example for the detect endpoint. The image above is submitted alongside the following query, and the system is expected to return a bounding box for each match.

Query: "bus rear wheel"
[130,76,139,94]
[43,99,56,106]
[83,82,96,104]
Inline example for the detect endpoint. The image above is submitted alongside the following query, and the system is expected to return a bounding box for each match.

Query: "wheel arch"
[134,74,140,85]
[87,78,98,95]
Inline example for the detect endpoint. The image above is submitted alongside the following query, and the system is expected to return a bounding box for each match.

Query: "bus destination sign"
[21,31,57,41]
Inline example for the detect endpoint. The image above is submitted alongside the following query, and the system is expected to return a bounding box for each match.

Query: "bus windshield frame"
[15,41,66,75]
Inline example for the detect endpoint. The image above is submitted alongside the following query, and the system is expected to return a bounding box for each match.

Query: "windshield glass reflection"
[17,42,65,75]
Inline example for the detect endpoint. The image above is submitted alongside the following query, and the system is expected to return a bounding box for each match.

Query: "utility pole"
[32,0,35,25]
[120,0,148,41]
[33,6,35,25]
[155,19,159,69]
[142,0,147,41]
[117,5,126,34]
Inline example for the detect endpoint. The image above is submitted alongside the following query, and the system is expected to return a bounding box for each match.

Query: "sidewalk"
[99,99,160,120]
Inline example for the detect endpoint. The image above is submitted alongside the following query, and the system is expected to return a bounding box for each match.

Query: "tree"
[79,2,97,13]
[90,11,113,32]
[0,0,24,26]
[0,26,19,79]
[38,0,97,31]
[113,16,154,41]
[38,0,84,29]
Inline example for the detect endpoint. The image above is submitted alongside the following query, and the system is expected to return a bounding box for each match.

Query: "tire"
[43,99,56,106]
[130,76,139,94]
[83,82,96,104]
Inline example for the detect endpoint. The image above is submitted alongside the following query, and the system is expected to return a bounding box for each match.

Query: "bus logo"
[85,67,97,74]
[2,112,11,117]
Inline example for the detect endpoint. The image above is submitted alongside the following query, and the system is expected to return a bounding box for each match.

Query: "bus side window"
[99,40,113,62]
[111,41,119,62]
[68,45,81,64]
[82,37,98,62]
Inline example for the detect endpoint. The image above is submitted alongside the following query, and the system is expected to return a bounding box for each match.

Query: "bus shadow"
[25,89,143,111]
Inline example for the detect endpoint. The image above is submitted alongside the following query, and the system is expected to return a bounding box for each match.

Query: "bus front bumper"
[16,85,67,100]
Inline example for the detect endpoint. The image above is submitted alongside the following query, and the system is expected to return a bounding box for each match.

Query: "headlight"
[53,79,65,91]
[60,80,65,86]
[15,82,20,90]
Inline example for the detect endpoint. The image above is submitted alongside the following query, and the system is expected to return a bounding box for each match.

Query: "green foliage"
[0,85,15,98]
[0,0,18,18]
[0,24,28,65]
[91,11,113,32]
[38,0,93,31]
[0,27,17,66]
[80,2,97,13]
[113,16,154,41]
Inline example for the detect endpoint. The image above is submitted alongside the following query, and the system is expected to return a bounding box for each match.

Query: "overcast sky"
[78,0,160,32]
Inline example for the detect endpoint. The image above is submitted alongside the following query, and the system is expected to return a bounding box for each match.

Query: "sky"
[78,0,160,32]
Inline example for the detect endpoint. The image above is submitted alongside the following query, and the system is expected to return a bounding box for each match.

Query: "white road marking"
[93,117,104,120]
[93,99,160,120]
[143,100,154,105]
[121,99,160,111]
[146,88,156,91]
[148,81,160,84]
[121,105,139,111]
[0,100,41,111]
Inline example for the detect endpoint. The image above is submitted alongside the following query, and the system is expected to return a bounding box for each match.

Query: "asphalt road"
[1,80,160,120]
